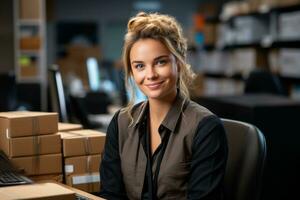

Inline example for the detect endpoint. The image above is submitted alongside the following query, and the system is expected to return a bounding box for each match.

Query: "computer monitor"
[86,57,101,91]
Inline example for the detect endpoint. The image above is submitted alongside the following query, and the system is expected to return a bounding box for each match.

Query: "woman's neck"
[148,93,177,125]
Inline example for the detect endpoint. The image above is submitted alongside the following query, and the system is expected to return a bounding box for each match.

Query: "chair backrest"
[244,69,286,95]
[221,118,267,200]
[48,65,69,122]
[0,73,17,111]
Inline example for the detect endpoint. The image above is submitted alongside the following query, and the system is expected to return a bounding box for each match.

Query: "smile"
[145,81,164,89]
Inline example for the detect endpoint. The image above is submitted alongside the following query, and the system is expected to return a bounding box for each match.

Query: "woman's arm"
[99,111,128,200]
[187,115,228,200]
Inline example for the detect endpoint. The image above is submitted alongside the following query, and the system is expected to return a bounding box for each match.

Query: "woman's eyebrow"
[131,60,143,64]
[154,55,169,61]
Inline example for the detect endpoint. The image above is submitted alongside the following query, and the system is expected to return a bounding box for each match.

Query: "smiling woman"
[130,39,178,102]
[99,12,228,200]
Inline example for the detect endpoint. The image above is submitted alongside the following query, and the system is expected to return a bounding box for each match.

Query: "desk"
[54,181,104,200]
[194,94,300,200]
[38,181,104,200]
[0,181,104,200]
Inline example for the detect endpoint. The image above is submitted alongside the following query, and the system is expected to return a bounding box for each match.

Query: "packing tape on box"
[72,174,100,185]
[33,135,41,155]
[86,156,92,192]
[32,117,40,135]
[86,155,91,173]
[67,132,93,155]
[4,117,40,138]
[6,128,10,138]
[84,137,92,155]
[32,155,40,175]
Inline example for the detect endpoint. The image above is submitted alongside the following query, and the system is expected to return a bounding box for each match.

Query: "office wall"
[48,0,206,64]
[0,0,14,73]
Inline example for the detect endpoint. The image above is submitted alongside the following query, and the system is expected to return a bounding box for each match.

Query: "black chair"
[222,118,267,200]
[244,69,286,95]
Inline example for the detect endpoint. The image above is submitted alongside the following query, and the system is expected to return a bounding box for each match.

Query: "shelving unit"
[13,0,47,110]
[199,1,300,97]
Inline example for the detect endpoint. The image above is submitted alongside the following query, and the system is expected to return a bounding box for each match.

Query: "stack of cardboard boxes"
[0,111,107,194]
[0,111,63,182]
[60,129,106,193]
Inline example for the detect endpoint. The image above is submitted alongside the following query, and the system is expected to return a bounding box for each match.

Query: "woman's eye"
[134,64,144,70]
[156,59,167,66]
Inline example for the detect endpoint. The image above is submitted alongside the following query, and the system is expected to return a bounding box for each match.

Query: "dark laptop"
[0,151,32,186]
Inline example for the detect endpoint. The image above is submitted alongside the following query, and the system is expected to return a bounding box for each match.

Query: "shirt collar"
[133,101,149,127]
[161,94,188,133]
[133,94,188,133]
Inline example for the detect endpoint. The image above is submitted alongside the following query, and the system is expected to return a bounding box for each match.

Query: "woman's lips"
[146,81,164,90]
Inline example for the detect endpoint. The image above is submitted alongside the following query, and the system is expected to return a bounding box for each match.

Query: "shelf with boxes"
[198,0,300,97]
[14,0,47,110]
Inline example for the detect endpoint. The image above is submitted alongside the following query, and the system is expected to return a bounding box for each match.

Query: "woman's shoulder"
[119,101,146,117]
[184,99,215,120]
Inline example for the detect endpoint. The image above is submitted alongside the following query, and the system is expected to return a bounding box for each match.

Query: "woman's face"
[129,38,178,102]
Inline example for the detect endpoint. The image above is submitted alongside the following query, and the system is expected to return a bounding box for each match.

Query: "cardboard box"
[57,58,89,88]
[234,16,268,44]
[279,11,300,40]
[19,0,41,19]
[20,37,41,50]
[20,65,38,77]
[67,45,101,60]
[0,111,58,138]
[0,133,61,158]
[60,130,106,157]
[278,48,300,77]
[58,122,83,132]
[29,174,64,183]
[11,153,62,176]
[0,182,75,200]
[204,23,217,45]
[66,173,100,193]
[64,154,101,175]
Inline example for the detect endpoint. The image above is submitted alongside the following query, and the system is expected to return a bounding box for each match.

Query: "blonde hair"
[122,12,195,118]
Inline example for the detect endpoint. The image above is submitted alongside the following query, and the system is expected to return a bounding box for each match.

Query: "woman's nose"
[146,66,158,80]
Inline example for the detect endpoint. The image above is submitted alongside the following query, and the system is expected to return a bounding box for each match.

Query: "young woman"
[99,12,228,200]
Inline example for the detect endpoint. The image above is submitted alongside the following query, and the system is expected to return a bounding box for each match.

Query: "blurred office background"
[1,0,300,199]
[2,0,300,112]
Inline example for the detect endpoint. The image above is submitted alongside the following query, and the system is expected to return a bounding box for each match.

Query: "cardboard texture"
[19,0,41,19]
[204,23,217,45]
[0,182,75,200]
[0,133,61,158]
[20,65,38,77]
[64,154,101,175]
[20,37,41,50]
[0,111,58,138]
[29,174,64,183]
[60,130,106,157]
[58,122,83,132]
[66,173,100,193]
[11,153,62,176]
